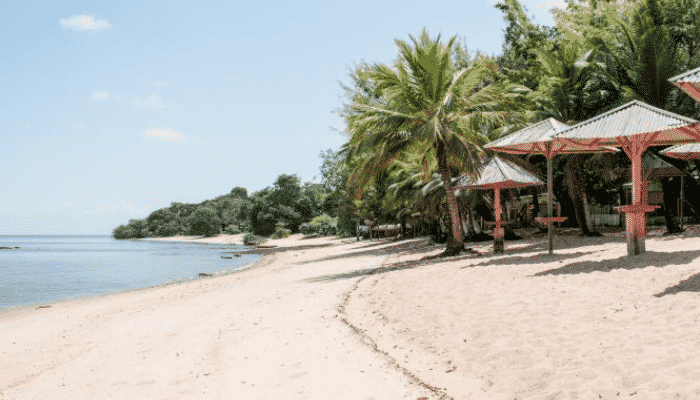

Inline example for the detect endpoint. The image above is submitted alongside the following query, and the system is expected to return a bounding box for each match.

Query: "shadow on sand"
[298,238,440,265]
[532,250,700,277]
[654,272,700,297]
[303,240,481,283]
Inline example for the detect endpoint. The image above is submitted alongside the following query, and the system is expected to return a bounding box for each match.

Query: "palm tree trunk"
[566,154,599,236]
[530,186,540,225]
[436,142,464,255]
[661,177,682,234]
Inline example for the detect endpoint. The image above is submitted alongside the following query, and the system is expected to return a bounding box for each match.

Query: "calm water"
[0,235,260,309]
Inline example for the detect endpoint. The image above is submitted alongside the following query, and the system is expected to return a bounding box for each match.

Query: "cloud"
[89,91,111,101]
[153,79,167,86]
[134,94,170,108]
[60,14,113,31]
[143,128,186,141]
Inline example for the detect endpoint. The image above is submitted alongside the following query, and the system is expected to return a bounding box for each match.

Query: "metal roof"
[669,67,700,103]
[669,66,700,84]
[485,118,568,153]
[486,118,617,155]
[555,100,700,146]
[454,156,544,190]
[660,143,700,159]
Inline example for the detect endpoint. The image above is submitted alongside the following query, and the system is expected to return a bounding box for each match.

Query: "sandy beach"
[3,230,700,399]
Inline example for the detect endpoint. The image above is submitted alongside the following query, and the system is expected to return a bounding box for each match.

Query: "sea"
[0,235,260,310]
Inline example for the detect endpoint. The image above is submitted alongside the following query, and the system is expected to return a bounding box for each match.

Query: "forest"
[114,0,700,251]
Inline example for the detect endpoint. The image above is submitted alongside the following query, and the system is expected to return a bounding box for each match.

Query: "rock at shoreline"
[198,273,213,277]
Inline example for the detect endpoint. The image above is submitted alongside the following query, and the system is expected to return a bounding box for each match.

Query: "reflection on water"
[0,235,260,309]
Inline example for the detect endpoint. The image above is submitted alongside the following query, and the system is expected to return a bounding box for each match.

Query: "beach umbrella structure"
[485,118,618,254]
[669,66,700,103]
[659,143,700,160]
[554,100,700,256]
[658,144,700,229]
[614,152,685,204]
[454,156,544,254]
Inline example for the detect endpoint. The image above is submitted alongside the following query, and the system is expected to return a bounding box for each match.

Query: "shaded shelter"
[660,143,700,160]
[486,118,617,254]
[615,152,684,204]
[555,100,700,255]
[455,156,544,253]
[659,144,700,229]
[669,66,700,103]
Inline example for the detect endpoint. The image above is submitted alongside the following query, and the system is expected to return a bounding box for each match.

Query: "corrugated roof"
[485,118,568,153]
[660,143,700,159]
[486,118,616,155]
[555,100,699,146]
[454,156,544,189]
[669,66,700,84]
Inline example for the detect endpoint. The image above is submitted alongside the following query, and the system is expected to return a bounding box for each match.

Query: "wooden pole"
[494,187,504,254]
[680,176,685,229]
[547,156,554,254]
[628,152,645,255]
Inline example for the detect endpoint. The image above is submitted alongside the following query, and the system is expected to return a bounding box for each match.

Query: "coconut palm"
[342,29,529,254]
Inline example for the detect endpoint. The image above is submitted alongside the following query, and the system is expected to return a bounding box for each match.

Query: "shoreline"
[5,230,700,398]
[0,234,263,314]
[1,234,436,399]
[139,233,246,245]
[0,250,272,317]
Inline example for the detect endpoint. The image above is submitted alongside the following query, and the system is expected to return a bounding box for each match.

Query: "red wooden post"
[629,151,645,254]
[494,187,504,253]
[547,156,554,254]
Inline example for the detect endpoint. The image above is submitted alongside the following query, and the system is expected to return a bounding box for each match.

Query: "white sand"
[5,229,700,399]
[0,235,436,399]
[345,229,700,399]
[142,234,246,245]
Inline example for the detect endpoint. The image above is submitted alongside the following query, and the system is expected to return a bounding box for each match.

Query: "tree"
[342,29,529,255]
[187,206,221,236]
[230,187,248,199]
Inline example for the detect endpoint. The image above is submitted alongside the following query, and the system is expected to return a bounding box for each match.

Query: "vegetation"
[116,0,700,251]
[243,233,267,246]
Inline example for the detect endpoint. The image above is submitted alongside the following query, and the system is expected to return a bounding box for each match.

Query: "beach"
[2,230,700,399]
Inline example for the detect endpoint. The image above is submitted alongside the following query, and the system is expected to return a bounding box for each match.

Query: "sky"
[0,0,566,234]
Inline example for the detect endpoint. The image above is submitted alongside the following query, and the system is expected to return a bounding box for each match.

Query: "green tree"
[342,29,529,255]
[187,206,221,236]
[230,187,248,199]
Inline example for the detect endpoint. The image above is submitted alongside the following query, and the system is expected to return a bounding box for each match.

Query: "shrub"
[271,225,292,239]
[299,223,312,235]
[187,206,221,236]
[243,233,267,246]
[112,224,137,239]
[223,225,243,234]
[307,214,337,236]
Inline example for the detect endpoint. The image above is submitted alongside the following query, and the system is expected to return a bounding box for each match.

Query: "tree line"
[112,160,353,239]
[336,0,700,255]
[116,0,700,250]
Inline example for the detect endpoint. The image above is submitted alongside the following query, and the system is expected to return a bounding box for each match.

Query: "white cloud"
[153,79,167,86]
[89,90,111,101]
[143,128,186,141]
[60,14,113,31]
[134,94,170,108]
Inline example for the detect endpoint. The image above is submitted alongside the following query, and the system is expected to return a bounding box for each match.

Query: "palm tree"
[342,29,529,255]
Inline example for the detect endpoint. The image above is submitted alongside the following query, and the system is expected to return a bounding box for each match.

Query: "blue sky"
[0,0,565,234]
